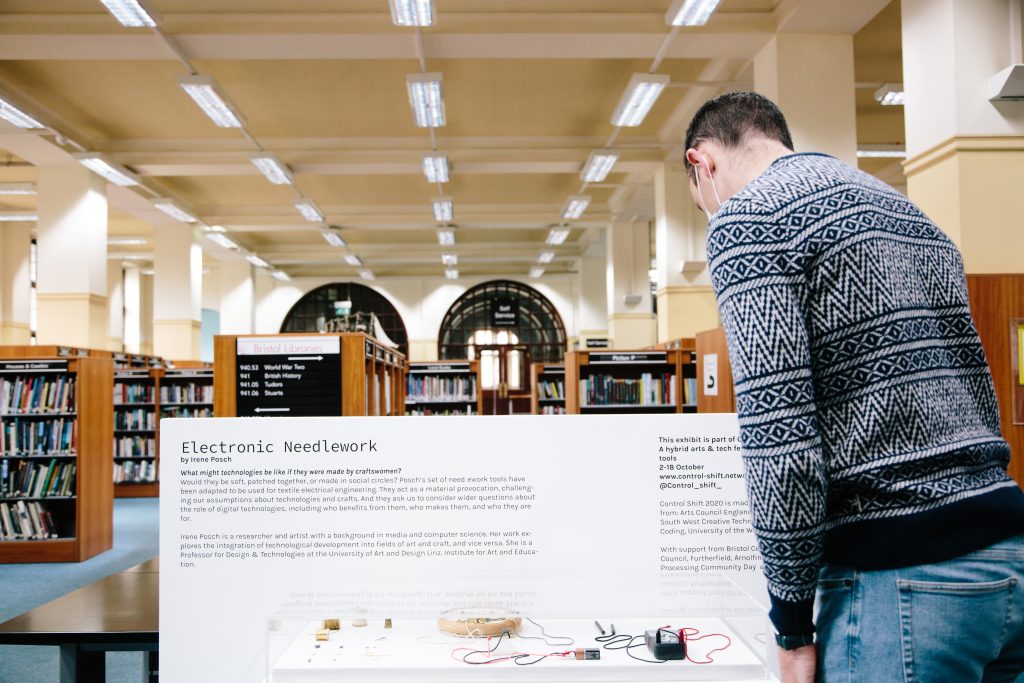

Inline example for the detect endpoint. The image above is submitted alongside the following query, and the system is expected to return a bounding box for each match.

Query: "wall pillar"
[606,221,655,350]
[654,162,719,343]
[35,164,108,348]
[0,222,32,344]
[153,225,202,360]
[219,259,254,335]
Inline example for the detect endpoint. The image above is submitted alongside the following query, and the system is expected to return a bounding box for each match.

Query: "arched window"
[438,281,566,368]
[280,283,408,357]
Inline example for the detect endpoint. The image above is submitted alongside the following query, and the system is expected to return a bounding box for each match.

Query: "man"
[684,92,1024,682]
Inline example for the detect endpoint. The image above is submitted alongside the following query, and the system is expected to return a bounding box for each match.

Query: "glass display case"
[266,571,769,682]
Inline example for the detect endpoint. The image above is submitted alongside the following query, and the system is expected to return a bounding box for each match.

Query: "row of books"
[115,409,156,431]
[115,436,156,458]
[407,407,478,416]
[0,375,76,414]
[160,384,213,404]
[0,500,60,540]
[1,418,76,456]
[114,460,157,483]
[406,376,477,402]
[539,405,567,415]
[580,373,678,407]
[537,380,565,400]
[160,406,213,418]
[114,382,154,404]
[1,459,75,498]
[682,377,698,407]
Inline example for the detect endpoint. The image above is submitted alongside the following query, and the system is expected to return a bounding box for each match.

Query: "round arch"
[279,282,409,357]
[438,280,567,363]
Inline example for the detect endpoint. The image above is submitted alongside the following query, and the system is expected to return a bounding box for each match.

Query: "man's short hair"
[683,92,794,178]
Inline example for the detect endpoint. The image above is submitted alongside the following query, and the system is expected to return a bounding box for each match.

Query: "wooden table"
[0,558,158,683]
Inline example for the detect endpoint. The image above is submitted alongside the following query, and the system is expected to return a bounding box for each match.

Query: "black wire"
[523,617,574,646]
[460,629,569,667]
[596,631,666,664]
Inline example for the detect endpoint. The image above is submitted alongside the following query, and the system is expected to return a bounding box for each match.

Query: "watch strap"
[774,632,815,650]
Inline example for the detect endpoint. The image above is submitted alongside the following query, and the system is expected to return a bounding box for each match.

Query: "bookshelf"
[0,356,113,563]
[530,363,566,415]
[564,349,697,414]
[695,328,736,413]
[214,333,405,417]
[405,361,482,416]
[113,369,159,497]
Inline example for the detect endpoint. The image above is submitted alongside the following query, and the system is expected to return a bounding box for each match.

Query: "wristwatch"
[774,632,814,650]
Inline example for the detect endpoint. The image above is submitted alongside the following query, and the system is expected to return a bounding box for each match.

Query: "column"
[0,222,32,344]
[654,162,720,342]
[123,265,141,354]
[35,164,108,348]
[575,244,609,349]
[252,267,276,333]
[106,260,124,351]
[219,259,254,335]
[606,220,655,350]
[153,224,202,360]
[902,0,1024,271]
[139,270,153,355]
[754,34,858,164]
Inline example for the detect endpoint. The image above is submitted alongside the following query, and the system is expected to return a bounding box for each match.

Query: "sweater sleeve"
[707,217,827,637]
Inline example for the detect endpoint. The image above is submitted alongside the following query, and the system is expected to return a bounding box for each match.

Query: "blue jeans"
[815,534,1024,682]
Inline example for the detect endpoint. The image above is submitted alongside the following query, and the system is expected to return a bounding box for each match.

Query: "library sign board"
[491,296,518,327]
[235,336,341,417]
[161,414,769,682]
[0,360,68,374]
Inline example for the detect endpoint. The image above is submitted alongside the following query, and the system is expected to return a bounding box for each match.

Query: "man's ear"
[685,148,715,175]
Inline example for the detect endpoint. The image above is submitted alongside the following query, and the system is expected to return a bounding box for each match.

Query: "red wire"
[679,626,732,664]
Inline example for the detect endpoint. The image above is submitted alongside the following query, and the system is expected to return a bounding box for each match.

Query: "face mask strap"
[692,157,722,221]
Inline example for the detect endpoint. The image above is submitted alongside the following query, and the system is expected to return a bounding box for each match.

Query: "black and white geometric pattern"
[707,153,1015,632]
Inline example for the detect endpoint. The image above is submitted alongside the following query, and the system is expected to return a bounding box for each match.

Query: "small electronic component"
[645,629,686,660]
[575,648,601,661]
[315,629,330,642]
[594,620,606,635]
[384,618,393,629]
[323,619,340,630]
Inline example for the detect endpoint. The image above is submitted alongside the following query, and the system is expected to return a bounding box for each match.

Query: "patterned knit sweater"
[706,153,1024,636]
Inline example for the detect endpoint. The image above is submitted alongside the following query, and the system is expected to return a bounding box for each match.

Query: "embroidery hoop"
[437,607,522,638]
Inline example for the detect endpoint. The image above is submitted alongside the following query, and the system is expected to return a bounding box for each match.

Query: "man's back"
[706,152,1024,634]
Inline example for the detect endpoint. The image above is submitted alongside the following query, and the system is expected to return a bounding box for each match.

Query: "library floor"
[0,498,159,683]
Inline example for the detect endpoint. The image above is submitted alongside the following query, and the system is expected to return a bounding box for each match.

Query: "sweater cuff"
[768,595,815,636]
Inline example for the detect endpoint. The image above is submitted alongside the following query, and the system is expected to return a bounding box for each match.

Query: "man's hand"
[778,644,816,683]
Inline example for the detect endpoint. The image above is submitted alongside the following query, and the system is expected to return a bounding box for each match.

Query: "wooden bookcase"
[113,368,159,498]
[405,361,482,416]
[530,363,566,415]
[695,328,736,414]
[565,349,696,414]
[0,356,113,563]
[214,333,404,417]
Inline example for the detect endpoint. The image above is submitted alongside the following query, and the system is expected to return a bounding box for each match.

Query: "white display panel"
[160,414,768,682]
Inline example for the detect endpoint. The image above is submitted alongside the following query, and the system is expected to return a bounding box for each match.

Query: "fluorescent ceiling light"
[270,270,291,282]
[875,83,905,106]
[107,237,147,246]
[72,153,140,187]
[249,153,293,185]
[441,253,458,266]
[436,228,456,246]
[537,251,555,264]
[856,148,907,159]
[205,224,226,233]
[98,0,158,27]
[293,199,324,223]
[665,0,721,26]
[0,97,45,129]
[177,75,245,128]
[321,228,347,248]
[0,212,37,222]
[246,254,270,269]
[139,268,155,275]
[423,155,450,183]
[432,197,454,222]
[580,151,619,183]
[0,183,36,195]
[152,198,197,223]
[445,269,459,280]
[406,73,445,128]
[344,254,363,267]
[529,267,545,279]
[561,195,591,220]
[546,227,570,245]
[389,0,434,26]
[611,74,669,127]
[359,269,375,281]
[204,233,240,250]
